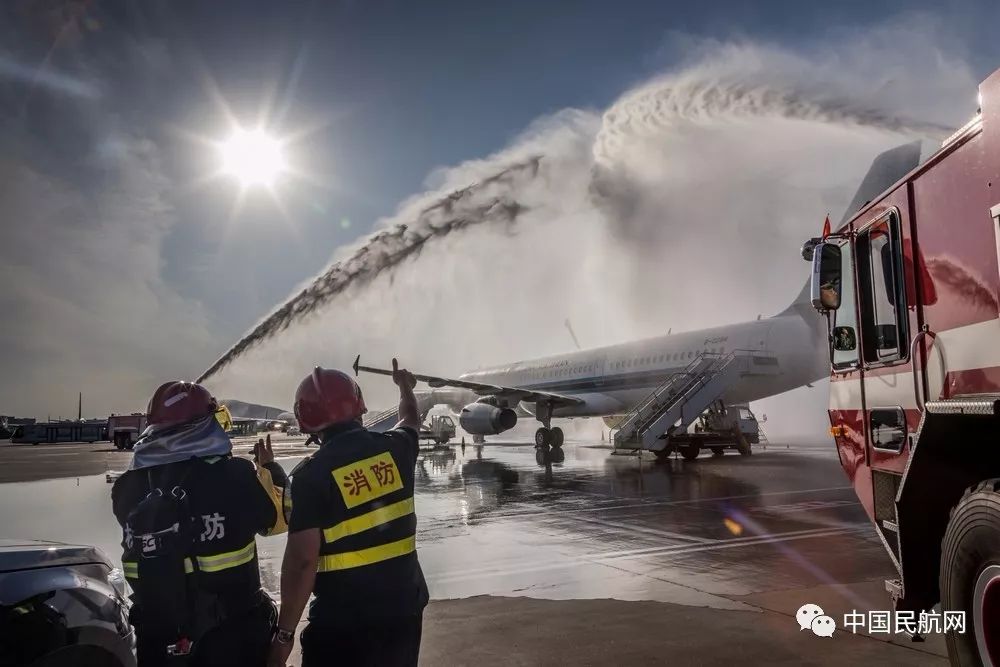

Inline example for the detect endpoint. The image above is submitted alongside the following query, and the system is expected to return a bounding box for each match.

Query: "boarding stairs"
[745,406,779,450]
[612,351,777,452]
[364,407,400,432]
[363,392,445,433]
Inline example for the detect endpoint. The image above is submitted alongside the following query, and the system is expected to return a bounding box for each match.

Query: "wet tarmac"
[0,437,948,663]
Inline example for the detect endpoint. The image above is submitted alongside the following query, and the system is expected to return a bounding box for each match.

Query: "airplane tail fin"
[775,279,813,317]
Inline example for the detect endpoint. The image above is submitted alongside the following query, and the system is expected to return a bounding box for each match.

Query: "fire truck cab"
[804,67,1000,664]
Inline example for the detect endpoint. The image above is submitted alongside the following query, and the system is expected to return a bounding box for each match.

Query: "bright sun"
[219,127,286,187]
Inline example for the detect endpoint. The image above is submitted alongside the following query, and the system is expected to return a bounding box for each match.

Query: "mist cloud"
[0,8,216,418]
[205,18,977,441]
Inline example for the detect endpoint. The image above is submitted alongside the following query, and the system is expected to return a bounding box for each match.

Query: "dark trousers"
[135,599,276,667]
[300,614,423,667]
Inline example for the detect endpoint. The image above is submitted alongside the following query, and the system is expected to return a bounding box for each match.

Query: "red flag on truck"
[821,215,831,238]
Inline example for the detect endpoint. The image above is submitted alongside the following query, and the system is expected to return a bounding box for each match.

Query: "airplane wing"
[353,357,584,407]
[415,373,584,406]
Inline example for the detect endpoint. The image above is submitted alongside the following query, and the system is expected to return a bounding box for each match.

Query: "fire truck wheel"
[711,447,725,457]
[681,442,700,461]
[940,478,1000,667]
[550,427,564,449]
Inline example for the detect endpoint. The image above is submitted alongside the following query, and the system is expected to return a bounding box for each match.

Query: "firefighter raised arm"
[268,363,428,667]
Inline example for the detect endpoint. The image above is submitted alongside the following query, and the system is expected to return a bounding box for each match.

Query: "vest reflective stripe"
[322,497,415,544]
[317,535,416,572]
[122,559,194,579]
[121,540,255,579]
[196,540,257,573]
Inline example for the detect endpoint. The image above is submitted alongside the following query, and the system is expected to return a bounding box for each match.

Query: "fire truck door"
[854,208,918,476]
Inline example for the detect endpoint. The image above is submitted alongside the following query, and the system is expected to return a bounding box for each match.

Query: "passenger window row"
[609,347,725,371]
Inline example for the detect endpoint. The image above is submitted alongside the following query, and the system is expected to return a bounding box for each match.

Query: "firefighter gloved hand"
[255,434,274,465]
[392,358,416,390]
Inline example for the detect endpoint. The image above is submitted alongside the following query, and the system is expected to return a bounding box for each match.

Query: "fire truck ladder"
[613,351,771,452]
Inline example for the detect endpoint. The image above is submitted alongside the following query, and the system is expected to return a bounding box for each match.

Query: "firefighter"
[819,278,841,310]
[267,359,427,667]
[112,381,289,666]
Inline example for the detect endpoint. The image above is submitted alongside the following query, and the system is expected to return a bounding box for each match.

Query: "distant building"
[1,416,36,426]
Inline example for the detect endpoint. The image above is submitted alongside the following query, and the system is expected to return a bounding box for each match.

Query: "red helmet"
[147,381,218,428]
[294,368,367,433]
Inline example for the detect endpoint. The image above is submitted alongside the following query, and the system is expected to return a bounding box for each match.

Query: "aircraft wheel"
[711,447,725,458]
[941,479,1000,666]
[550,427,564,449]
[535,427,551,448]
[680,443,700,461]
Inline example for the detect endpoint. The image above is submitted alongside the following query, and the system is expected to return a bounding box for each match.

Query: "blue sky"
[152,0,1000,328]
[2,0,1000,415]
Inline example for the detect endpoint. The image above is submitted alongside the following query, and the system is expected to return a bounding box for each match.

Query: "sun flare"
[219,127,287,187]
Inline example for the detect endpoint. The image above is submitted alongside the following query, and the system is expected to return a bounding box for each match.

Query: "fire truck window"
[857,217,904,362]
[831,238,859,369]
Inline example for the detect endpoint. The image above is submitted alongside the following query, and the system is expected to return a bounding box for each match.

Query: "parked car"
[0,539,135,666]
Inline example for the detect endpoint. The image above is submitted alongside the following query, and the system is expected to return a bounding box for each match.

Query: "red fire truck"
[804,68,1000,664]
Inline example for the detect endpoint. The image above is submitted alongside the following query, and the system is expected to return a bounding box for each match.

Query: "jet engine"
[458,402,518,435]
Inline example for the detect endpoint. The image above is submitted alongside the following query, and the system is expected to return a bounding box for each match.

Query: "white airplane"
[357,282,826,450]
[356,143,924,452]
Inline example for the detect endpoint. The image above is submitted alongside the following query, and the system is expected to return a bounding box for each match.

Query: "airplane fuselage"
[458,307,827,419]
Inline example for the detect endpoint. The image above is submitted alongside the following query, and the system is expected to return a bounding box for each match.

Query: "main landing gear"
[533,401,563,450]
[534,427,564,449]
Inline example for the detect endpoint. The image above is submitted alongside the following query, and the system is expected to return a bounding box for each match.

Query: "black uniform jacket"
[289,425,429,627]
[112,456,285,608]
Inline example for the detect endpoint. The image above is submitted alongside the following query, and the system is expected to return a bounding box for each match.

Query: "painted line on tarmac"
[424,523,869,584]
[550,513,717,544]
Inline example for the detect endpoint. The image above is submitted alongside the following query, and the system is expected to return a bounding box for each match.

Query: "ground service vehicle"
[10,422,105,445]
[804,67,1000,665]
[420,415,457,444]
[0,539,135,666]
[107,414,147,450]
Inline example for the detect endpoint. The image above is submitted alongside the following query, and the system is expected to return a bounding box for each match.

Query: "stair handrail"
[616,356,714,433]
[363,406,400,428]
[632,352,738,434]
[614,351,736,441]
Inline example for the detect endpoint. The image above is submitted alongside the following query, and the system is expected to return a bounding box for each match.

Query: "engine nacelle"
[458,402,518,435]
